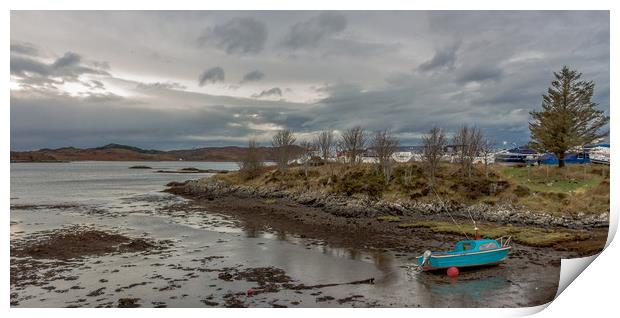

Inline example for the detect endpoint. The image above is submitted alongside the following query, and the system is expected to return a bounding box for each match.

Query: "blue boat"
[538,152,590,165]
[417,237,511,271]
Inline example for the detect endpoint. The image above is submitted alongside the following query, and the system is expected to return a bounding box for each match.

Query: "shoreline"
[165,177,608,255]
[167,177,609,230]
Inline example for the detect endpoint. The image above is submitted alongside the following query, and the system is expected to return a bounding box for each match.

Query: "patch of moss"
[377,216,401,222]
[398,221,590,247]
[262,199,277,205]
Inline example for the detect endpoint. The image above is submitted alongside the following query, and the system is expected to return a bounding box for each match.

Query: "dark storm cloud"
[418,42,460,72]
[240,70,265,83]
[198,17,267,55]
[252,87,282,98]
[281,12,347,49]
[198,67,225,86]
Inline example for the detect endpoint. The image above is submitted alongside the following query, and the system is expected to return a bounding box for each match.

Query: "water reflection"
[235,216,403,286]
[414,272,512,306]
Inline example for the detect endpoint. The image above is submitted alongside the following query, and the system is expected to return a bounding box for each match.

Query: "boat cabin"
[452,239,500,253]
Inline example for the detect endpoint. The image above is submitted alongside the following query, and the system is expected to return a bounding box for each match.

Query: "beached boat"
[417,237,512,271]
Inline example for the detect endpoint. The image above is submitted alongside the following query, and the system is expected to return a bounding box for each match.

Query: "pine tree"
[529,66,608,167]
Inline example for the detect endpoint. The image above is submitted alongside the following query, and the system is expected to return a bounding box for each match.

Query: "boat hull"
[417,246,511,271]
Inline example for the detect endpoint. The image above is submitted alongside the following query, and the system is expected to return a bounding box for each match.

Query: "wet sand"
[10,190,599,308]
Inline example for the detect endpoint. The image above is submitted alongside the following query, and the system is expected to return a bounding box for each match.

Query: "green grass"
[500,165,604,193]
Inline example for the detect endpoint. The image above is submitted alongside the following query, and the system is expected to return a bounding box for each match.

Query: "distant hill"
[94,143,165,154]
[10,143,300,162]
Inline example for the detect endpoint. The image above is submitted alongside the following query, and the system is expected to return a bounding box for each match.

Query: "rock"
[171,176,608,230]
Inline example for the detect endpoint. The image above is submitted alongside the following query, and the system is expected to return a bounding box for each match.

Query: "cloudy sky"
[10,11,609,151]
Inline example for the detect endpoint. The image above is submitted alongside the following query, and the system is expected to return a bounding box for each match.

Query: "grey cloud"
[199,17,267,55]
[10,88,310,150]
[92,61,110,70]
[281,12,347,50]
[81,92,124,103]
[321,38,402,58]
[252,87,282,98]
[52,52,81,69]
[10,11,609,150]
[418,42,460,72]
[198,67,225,86]
[11,55,51,76]
[11,50,109,89]
[457,65,503,84]
[10,41,39,56]
[240,70,265,83]
[136,81,187,90]
[86,80,105,89]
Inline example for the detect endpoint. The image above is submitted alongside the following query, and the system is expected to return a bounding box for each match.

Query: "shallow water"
[10,161,559,307]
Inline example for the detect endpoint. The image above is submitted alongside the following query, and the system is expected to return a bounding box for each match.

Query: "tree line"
[238,66,608,180]
[239,124,493,185]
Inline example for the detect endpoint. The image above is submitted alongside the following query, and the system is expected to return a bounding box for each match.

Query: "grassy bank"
[215,162,609,217]
[499,165,609,216]
[394,220,590,247]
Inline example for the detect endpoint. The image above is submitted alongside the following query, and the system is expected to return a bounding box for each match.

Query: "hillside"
[10,143,295,162]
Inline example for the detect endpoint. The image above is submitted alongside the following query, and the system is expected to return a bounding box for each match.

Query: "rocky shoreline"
[166,177,609,230]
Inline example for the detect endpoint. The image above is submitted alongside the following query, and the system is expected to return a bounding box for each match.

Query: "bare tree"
[422,126,446,186]
[315,129,334,163]
[272,129,297,172]
[479,137,494,178]
[339,126,367,165]
[238,138,264,179]
[453,125,482,179]
[371,129,400,184]
[298,140,314,178]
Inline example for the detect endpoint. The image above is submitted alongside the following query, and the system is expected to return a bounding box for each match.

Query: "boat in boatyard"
[494,146,538,165]
[588,144,610,165]
[495,145,606,166]
[537,152,590,165]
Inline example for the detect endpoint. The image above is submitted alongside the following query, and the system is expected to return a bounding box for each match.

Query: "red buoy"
[246,288,254,297]
[447,266,459,278]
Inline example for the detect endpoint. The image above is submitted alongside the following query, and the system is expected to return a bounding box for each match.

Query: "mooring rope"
[431,187,470,240]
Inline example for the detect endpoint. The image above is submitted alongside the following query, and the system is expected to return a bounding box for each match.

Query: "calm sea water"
[10,161,238,206]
